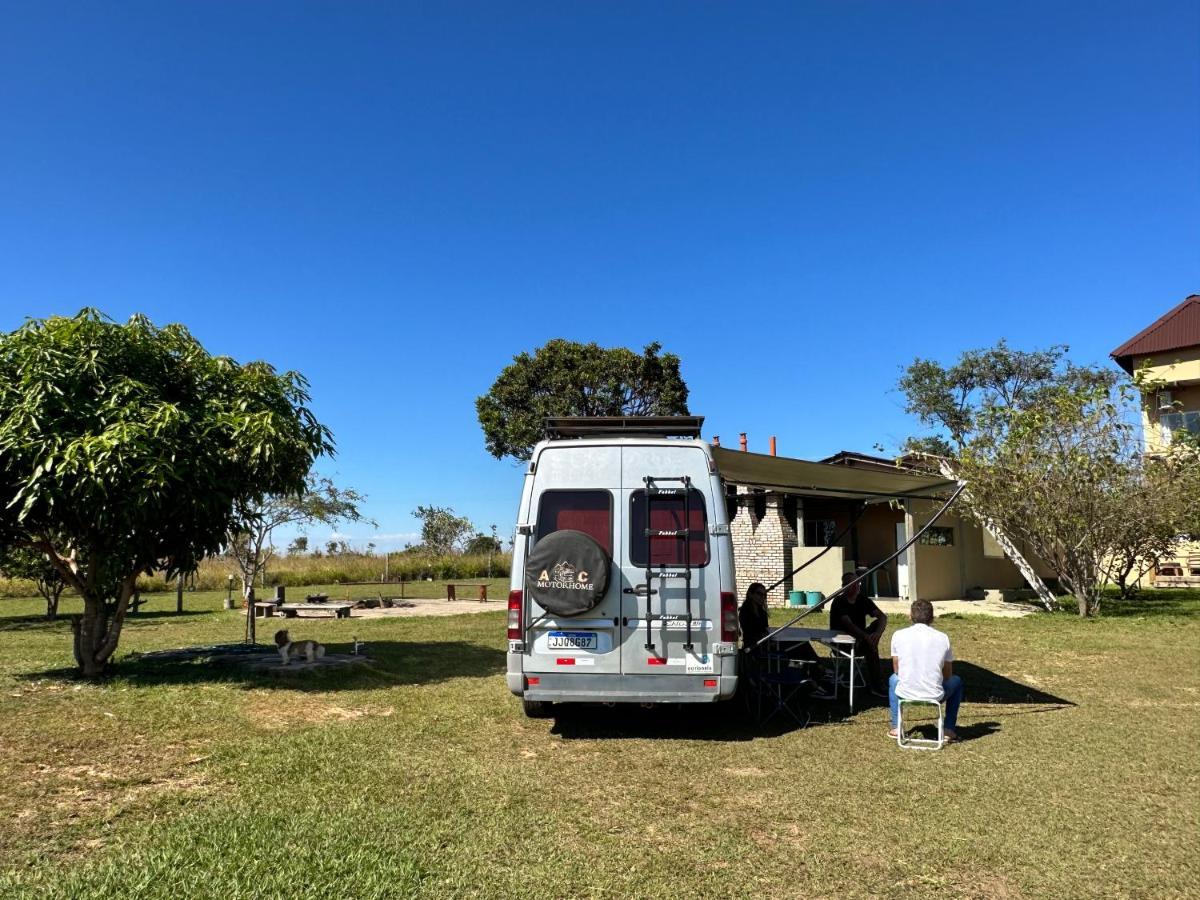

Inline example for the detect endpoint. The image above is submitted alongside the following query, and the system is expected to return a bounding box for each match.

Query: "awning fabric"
[711,447,957,501]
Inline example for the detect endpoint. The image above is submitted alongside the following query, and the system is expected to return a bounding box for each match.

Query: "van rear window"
[630,489,709,567]
[536,491,612,554]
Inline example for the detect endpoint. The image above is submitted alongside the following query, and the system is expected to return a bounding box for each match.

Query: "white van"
[506,417,740,717]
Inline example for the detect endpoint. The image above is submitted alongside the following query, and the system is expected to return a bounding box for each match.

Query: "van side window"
[536,490,613,555]
[629,489,709,567]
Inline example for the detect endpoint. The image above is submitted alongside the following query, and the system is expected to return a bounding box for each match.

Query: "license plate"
[547,631,598,650]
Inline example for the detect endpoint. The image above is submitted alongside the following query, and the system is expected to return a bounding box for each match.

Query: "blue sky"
[1,2,1197,550]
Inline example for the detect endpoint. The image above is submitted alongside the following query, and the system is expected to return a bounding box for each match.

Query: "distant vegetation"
[1,550,513,599]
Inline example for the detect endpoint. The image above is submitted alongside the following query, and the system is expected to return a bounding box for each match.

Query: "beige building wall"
[1132,349,1200,453]
[907,500,1052,600]
[787,546,846,598]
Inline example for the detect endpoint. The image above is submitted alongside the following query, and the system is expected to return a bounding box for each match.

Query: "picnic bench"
[277,602,353,619]
[446,583,489,602]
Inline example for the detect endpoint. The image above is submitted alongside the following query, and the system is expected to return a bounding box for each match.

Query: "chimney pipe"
[712,435,720,447]
[770,436,777,456]
[739,432,747,452]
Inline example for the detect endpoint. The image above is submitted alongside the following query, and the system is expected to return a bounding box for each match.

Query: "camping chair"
[741,649,814,729]
[896,697,945,750]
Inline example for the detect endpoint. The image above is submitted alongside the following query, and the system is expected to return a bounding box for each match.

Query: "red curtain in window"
[537,492,612,554]
[632,491,709,566]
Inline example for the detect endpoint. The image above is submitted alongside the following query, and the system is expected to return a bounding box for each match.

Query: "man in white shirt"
[887,599,964,742]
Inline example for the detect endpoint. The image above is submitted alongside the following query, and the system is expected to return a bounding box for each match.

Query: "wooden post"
[246,587,256,644]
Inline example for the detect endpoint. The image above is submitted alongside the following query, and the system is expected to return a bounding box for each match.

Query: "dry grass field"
[0,588,1196,898]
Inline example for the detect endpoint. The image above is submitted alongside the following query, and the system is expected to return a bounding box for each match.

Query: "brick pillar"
[730,490,798,607]
[730,486,758,602]
[756,494,798,606]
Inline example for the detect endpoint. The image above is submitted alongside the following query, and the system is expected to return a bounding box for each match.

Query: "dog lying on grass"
[274,629,326,666]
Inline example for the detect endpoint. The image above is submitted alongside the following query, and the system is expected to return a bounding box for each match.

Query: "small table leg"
[849,644,856,710]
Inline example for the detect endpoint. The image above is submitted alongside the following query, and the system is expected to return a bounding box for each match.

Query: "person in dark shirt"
[738,582,771,650]
[828,570,888,696]
[740,582,821,665]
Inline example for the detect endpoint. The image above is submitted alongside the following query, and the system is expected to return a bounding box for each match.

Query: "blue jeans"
[889,673,963,731]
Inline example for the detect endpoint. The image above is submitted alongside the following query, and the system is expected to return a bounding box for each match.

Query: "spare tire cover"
[525,530,611,617]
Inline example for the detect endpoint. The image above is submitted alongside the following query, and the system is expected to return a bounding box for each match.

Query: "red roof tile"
[1111,295,1200,372]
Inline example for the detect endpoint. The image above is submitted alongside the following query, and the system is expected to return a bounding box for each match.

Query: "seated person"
[740,582,829,694]
[828,571,888,697]
[888,598,964,742]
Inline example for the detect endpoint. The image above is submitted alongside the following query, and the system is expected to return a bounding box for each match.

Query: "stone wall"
[730,489,798,607]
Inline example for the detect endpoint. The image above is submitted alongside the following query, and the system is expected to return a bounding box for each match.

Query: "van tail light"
[507,589,523,640]
[720,591,738,643]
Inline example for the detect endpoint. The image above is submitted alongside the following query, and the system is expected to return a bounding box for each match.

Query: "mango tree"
[476,339,689,461]
[0,310,331,675]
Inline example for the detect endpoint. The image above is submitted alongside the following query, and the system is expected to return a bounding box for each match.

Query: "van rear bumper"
[512,670,737,704]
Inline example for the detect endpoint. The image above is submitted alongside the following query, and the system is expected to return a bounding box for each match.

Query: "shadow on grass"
[954,661,1073,707]
[545,659,1071,743]
[1093,590,1200,618]
[19,639,506,693]
[549,699,814,742]
[897,721,1002,744]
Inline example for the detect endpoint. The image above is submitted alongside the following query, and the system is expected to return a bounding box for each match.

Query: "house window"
[804,519,838,547]
[918,526,955,546]
[1161,411,1200,443]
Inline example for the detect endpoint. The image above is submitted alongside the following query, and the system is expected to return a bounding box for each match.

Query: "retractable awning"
[711,447,957,501]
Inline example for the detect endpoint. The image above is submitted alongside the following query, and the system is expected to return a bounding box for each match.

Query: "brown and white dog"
[274,629,325,665]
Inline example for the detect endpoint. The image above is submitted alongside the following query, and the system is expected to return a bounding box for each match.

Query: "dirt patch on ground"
[240,694,395,730]
[349,598,501,619]
[0,757,216,865]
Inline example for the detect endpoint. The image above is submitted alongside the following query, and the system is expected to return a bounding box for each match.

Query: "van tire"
[523,699,552,718]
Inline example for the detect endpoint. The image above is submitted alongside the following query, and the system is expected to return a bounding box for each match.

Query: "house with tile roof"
[1112,295,1200,453]
[1112,295,1200,586]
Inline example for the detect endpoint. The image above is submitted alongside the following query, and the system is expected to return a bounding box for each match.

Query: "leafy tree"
[476,339,690,461]
[413,505,474,554]
[1102,452,1191,599]
[286,535,309,556]
[899,341,1119,610]
[464,531,502,555]
[0,546,66,620]
[956,378,1144,616]
[0,310,332,675]
[228,475,369,594]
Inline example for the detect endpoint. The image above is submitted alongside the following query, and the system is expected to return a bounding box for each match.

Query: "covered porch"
[712,447,1044,606]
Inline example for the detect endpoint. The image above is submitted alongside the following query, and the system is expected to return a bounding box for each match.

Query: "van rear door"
[523,446,622,676]
[619,445,719,677]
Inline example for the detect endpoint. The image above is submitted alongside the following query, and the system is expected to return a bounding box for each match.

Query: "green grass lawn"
[0,589,1197,898]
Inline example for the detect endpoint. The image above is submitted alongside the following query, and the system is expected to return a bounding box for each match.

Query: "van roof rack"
[544,416,705,439]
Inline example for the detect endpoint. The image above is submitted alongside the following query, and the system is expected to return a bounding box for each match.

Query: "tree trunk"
[1060,565,1100,618]
[937,459,1057,611]
[71,579,135,677]
[45,589,60,621]
[73,599,110,677]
